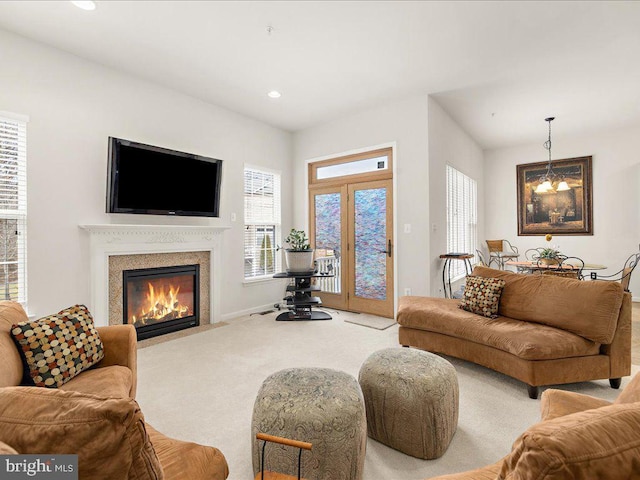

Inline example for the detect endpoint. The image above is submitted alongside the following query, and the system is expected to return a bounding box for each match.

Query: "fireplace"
[123,264,200,340]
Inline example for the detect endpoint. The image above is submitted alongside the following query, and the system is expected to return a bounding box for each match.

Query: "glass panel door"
[348,180,394,317]
[309,148,394,318]
[310,185,347,310]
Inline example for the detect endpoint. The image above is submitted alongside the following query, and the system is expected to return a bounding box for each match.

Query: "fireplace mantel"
[80,224,230,327]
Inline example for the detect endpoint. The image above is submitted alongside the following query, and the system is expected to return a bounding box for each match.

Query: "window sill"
[243,275,280,286]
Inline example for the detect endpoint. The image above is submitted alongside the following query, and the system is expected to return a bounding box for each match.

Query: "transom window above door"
[309,148,392,186]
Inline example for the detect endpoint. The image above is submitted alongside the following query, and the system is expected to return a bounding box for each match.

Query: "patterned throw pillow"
[458,275,506,318]
[11,304,104,388]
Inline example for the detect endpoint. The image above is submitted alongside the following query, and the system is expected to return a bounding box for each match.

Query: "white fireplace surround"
[79,224,230,328]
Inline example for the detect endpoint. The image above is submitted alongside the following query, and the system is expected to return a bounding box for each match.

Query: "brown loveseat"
[398,266,631,398]
[427,372,640,479]
[0,301,229,479]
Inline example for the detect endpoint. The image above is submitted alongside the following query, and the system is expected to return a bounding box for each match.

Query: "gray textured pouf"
[358,347,459,459]
[251,368,366,480]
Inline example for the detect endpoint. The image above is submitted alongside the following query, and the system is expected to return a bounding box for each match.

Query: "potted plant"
[539,234,561,265]
[282,229,314,273]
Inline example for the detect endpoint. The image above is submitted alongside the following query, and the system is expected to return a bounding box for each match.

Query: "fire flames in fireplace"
[124,265,199,340]
[130,280,193,328]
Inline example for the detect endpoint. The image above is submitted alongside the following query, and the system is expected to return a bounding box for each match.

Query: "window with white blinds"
[0,113,28,305]
[446,165,477,280]
[244,167,281,279]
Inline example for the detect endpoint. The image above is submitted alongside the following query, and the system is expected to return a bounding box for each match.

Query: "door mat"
[344,314,396,330]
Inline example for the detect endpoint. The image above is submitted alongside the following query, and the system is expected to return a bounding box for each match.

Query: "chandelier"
[535,117,570,193]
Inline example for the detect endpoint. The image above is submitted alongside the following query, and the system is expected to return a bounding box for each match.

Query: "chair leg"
[610,378,622,389]
[527,385,539,399]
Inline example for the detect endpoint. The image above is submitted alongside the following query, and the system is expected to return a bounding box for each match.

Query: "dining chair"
[590,251,640,292]
[534,255,584,280]
[524,248,545,261]
[486,239,519,270]
[475,249,488,266]
[557,256,585,280]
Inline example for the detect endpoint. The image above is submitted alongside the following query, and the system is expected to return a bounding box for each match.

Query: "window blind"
[446,165,477,281]
[0,114,27,304]
[244,167,281,279]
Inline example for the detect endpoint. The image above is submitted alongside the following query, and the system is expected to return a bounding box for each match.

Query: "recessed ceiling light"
[71,1,96,11]
[267,91,282,99]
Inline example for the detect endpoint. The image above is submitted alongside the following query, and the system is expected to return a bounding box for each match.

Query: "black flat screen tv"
[107,137,222,217]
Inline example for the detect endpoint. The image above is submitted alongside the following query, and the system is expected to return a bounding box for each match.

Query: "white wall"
[293,95,430,304]
[0,29,292,319]
[427,98,485,297]
[485,123,640,298]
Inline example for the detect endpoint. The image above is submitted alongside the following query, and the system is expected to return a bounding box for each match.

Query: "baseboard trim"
[221,302,280,322]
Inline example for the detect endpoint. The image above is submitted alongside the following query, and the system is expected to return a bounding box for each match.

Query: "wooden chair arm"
[256,433,312,451]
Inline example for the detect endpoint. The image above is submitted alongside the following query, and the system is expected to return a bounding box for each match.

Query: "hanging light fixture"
[535,117,570,193]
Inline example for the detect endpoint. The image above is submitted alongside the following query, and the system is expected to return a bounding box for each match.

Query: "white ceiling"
[1,1,639,149]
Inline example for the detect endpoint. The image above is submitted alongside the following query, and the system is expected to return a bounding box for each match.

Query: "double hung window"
[0,113,28,304]
[244,167,281,279]
[446,165,477,280]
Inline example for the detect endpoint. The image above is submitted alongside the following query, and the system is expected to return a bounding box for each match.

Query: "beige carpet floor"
[136,310,635,480]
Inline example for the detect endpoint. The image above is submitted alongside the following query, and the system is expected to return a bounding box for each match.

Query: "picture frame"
[516,156,593,236]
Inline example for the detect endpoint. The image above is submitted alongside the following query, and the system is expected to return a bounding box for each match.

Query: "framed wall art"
[516,156,593,236]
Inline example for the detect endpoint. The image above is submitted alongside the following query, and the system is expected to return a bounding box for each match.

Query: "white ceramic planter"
[284,250,315,273]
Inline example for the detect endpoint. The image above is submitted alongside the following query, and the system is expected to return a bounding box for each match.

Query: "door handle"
[380,239,392,258]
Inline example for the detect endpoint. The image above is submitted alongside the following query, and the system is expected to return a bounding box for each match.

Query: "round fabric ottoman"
[358,347,458,459]
[251,368,366,480]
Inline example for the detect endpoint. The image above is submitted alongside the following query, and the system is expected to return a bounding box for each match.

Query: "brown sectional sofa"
[398,266,631,398]
[0,300,229,479]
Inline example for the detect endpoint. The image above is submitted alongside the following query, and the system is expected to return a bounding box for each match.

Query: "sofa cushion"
[459,275,505,318]
[60,365,133,398]
[0,387,163,480]
[397,297,600,360]
[11,304,104,388]
[498,402,640,480]
[0,301,29,388]
[472,266,624,344]
[540,390,612,422]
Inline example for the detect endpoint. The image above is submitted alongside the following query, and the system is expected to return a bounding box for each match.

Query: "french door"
[309,149,394,318]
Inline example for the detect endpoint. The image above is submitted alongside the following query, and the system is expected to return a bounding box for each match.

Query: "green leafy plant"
[539,247,560,259]
[539,233,560,259]
[283,229,311,251]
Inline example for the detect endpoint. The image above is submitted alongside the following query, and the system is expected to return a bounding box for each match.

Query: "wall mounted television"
[107,137,222,217]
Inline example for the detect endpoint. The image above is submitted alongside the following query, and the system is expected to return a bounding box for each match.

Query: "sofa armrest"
[96,325,137,398]
[540,389,612,421]
[0,387,162,479]
[146,423,229,480]
[600,291,632,379]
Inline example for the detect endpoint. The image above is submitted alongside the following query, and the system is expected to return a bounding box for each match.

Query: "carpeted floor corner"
[136,310,635,480]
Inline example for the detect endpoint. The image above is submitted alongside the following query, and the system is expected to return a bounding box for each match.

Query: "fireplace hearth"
[123,264,200,340]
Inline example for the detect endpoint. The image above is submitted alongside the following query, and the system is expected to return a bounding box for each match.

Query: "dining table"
[505,260,606,278]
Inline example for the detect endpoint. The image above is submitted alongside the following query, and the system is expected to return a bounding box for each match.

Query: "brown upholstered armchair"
[0,301,229,479]
[426,374,640,479]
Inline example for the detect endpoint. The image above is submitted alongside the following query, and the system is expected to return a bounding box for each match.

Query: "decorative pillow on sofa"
[458,275,506,319]
[10,304,104,388]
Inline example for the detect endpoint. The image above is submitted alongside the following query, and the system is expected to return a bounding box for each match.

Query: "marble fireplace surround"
[80,224,229,328]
